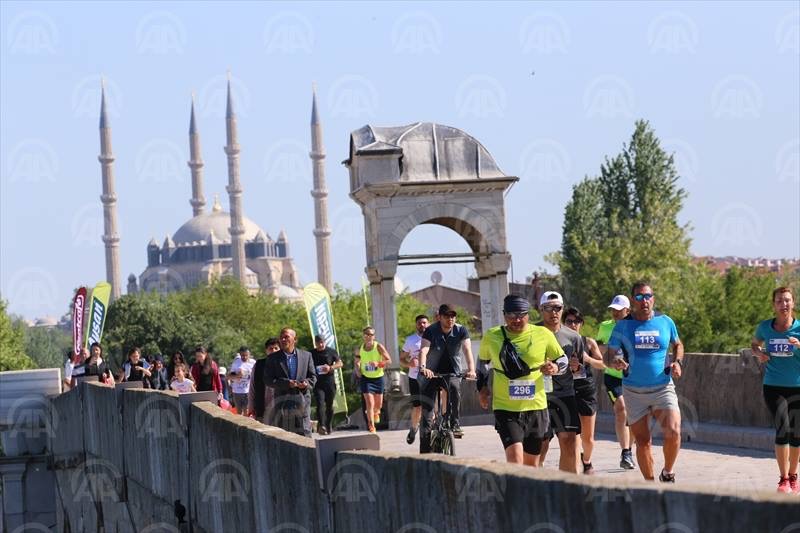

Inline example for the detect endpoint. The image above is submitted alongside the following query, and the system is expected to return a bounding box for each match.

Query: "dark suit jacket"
[265,349,317,397]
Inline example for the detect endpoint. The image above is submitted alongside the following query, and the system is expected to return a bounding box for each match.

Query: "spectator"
[191,346,222,399]
[63,349,85,390]
[147,355,169,390]
[229,346,255,414]
[84,342,113,385]
[264,328,316,437]
[248,337,281,423]
[170,363,196,393]
[167,350,188,381]
[123,347,151,384]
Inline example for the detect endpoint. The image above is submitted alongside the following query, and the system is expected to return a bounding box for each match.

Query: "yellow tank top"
[359,342,384,378]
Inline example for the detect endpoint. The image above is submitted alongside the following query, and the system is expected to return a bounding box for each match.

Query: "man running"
[537,291,585,473]
[478,294,566,466]
[608,281,684,482]
[597,294,635,470]
[400,314,429,444]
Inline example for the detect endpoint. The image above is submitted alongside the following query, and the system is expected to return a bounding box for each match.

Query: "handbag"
[498,326,532,380]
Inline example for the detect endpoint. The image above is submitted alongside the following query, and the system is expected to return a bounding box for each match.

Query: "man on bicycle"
[419,304,477,452]
[478,294,567,466]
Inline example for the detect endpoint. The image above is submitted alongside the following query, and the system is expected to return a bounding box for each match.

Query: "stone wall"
[49,380,800,533]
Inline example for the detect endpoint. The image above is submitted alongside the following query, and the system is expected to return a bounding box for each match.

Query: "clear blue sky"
[2,1,798,320]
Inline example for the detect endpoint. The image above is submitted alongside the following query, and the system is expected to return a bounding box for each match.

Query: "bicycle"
[427,372,465,456]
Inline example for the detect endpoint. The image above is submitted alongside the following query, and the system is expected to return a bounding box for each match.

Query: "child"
[170,363,196,393]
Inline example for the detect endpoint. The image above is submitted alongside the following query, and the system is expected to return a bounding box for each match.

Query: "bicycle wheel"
[429,430,442,453]
[441,432,455,456]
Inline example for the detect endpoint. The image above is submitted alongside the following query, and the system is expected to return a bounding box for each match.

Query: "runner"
[537,291,584,473]
[751,286,800,494]
[353,326,392,433]
[477,294,566,466]
[399,314,429,444]
[608,281,684,482]
[564,307,607,475]
[597,294,635,470]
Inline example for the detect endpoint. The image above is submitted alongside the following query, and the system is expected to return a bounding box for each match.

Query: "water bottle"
[543,375,553,393]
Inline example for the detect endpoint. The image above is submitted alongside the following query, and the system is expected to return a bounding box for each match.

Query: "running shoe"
[452,424,464,438]
[777,477,792,494]
[406,427,418,444]
[787,473,798,494]
[620,449,635,470]
[658,470,675,483]
[582,462,594,475]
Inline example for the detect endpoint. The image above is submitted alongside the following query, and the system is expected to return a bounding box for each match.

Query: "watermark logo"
[583,75,635,119]
[139,523,181,533]
[199,459,251,502]
[652,523,695,533]
[647,11,698,54]
[72,74,123,119]
[141,268,189,294]
[263,138,312,185]
[327,75,378,119]
[662,138,699,183]
[776,138,799,184]
[5,267,58,316]
[455,465,506,502]
[710,202,763,248]
[6,11,58,55]
[455,75,507,118]
[197,74,251,119]
[326,457,378,503]
[268,524,311,533]
[391,11,442,54]
[519,138,571,184]
[329,203,363,249]
[263,11,314,54]
[5,138,58,184]
[583,485,633,504]
[10,523,54,533]
[711,75,762,119]
[6,396,57,442]
[523,524,567,533]
[70,458,122,503]
[776,10,800,54]
[519,12,570,54]
[134,394,183,438]
[135,138,185,184]
[135,10,187,55]
[396,524,438,533]
[70,203,106,248]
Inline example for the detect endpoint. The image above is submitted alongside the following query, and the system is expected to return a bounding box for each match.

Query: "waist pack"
[498,326,532,380]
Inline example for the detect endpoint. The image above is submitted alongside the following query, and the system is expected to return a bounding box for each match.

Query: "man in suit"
[248,337,281,423]
[264,328,317,437]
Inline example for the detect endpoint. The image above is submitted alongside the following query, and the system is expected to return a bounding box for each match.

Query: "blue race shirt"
[608,314,680,388]
[755,318,800,387]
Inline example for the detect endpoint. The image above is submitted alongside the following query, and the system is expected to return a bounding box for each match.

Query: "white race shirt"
[229,356,255,394]
[401,333,424,380]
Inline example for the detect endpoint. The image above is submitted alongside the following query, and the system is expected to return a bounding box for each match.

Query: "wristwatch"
[420,364,426,370]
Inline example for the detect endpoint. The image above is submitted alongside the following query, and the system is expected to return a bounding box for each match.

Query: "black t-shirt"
[311,347,341,386]
[422,322,469,375]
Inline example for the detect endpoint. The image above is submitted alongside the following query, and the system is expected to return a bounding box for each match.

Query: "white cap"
[608,295,630,310]
[219,366,227,375]
[539,291,564,306]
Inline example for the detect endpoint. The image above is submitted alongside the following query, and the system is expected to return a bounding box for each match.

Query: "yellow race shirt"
[479,324,564,412]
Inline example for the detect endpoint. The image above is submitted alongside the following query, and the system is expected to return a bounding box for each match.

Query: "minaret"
[188,94,206,217]
[310,84,333,293]
[224,75,247,285]
[98,79,122,300]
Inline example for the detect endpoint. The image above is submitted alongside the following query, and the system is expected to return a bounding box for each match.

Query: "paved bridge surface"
[364,425,781,497]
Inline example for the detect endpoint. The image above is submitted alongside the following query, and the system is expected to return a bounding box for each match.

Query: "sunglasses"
[504,311,528,320]
[564,319,582,325]
[634,293,654,301]
[542,305,563,313]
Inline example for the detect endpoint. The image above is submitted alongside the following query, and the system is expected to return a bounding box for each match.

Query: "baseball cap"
[608,295,630,310]
[539,291,564,306]
[437,304,457,317]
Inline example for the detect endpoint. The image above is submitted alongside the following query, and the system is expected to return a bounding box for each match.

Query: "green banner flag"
[84,281,112,349]
[303,283,348,415]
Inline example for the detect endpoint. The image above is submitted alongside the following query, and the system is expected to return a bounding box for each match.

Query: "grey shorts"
[623,382,680,424]
[233,393,249,412]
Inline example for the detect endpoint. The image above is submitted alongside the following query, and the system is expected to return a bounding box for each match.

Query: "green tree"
[553,120,692,319]
[22,323,71,369]
[0,299,35,371]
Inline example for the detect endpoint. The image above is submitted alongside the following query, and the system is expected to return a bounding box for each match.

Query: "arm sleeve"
[190,365,199,385]
[305,354,317,389]
[212,364,222,393]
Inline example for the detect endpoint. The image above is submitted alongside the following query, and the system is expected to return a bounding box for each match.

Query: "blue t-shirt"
[754,318,800,388]
[608,314,680,388]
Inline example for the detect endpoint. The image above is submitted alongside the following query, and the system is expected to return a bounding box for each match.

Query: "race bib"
[768,338,794,357]
[634,330,661,350]
[508,380,536,400]
[365,363,377,372]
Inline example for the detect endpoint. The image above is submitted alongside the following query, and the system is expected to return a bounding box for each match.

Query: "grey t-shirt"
[537,322,584,398]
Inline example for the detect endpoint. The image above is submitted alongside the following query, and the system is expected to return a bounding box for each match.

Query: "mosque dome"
[172,196,266,244]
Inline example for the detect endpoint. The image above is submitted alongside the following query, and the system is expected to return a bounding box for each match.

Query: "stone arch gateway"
[345,122,518,359]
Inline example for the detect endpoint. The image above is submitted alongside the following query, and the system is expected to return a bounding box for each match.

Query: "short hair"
[631,281,651,295]
[239,346,250,353]
[127,347,141,358]
[414,314,429,322]
[90,342,102,354]
[362,325,375,334]
[264,337,279,348]
[564,307,583,323]
[772,286,793,301]
[314,335,325,343]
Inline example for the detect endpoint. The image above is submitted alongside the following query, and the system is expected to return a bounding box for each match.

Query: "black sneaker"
[659,470,675,483]
[406,427,417,444]
[452,425,464,438]
[582,461,594,475]
[620,449,635,470]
